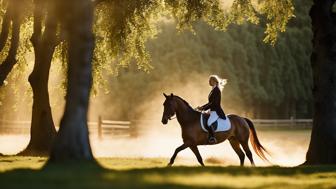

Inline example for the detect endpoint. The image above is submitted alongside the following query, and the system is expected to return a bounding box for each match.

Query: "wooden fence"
[97,116,135,139]
[252,119,312,129]
[0,120,31,133]
[0,118,313,137]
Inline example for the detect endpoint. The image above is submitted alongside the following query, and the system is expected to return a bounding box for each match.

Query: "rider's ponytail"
[209,75,227,91]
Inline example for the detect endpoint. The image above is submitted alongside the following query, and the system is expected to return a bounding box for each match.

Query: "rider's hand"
[196,106,202,111]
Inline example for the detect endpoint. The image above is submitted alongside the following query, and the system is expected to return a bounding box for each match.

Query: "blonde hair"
[209,75,227,91]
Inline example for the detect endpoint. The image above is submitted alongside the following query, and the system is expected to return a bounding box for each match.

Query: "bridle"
[164,98,177,121]
[168,115,177,120]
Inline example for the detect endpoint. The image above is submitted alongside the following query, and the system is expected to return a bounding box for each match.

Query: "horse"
[161,93,269,166]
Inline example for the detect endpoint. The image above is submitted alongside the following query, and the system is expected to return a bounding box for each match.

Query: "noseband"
[168,115,176,120]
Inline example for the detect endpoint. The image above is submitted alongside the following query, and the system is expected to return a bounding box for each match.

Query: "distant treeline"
[99,0,312,120]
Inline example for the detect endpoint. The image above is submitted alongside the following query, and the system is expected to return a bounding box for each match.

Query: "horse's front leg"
[168,143,188,166]
[190,145,205,166]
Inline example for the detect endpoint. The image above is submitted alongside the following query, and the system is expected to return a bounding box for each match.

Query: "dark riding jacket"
[200,86,226,119]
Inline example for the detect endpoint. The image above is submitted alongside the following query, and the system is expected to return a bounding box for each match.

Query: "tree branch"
[30,0,44,48]
[55,0,104,47]
[29,0,58,86]
[54,32,65,47]
[0,16,21,86]
[0,4,11,52]
[93,0,107,7]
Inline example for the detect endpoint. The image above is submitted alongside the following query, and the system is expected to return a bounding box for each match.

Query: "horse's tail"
[244,118,270,162]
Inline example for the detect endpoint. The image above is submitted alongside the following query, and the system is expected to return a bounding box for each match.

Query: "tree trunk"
[49,0,94,162]
[305,0,336,164]
[19,1,57,156]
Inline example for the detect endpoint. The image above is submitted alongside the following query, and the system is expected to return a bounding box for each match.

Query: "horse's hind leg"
[229,137,245,166]
[189,145,205,166]
[241,141,255,166]
[168,143,188,166]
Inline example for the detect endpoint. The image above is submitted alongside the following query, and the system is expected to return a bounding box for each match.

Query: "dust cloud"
[89,75,310,167]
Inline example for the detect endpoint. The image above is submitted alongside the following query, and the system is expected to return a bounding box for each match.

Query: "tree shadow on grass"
[0,162,335,189]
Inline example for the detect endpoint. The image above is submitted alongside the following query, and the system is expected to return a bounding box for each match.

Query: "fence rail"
[97,116,135,139]
[0,118,313,136]
[252,119,312,129]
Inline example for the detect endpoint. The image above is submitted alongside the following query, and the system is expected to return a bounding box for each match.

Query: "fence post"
[98,116,102,139]
[130,120,137,138]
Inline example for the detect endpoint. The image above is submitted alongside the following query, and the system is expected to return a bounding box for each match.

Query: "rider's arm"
[200,102,212,110]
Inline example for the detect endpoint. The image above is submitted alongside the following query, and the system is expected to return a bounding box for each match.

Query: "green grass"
[0,156,336,189]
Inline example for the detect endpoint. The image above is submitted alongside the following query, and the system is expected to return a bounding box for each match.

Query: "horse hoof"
[167,163,173,167]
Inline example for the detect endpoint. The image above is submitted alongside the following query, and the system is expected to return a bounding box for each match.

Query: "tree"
[0,0,58,155]
[48,0,95,161]
[305,0,336,164]
[19,0,58,155]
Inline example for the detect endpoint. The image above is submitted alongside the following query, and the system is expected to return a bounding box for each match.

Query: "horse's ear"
[170,93,173,97]
[163,93,168,98]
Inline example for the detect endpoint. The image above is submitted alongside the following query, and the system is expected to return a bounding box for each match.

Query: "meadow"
[0,156,336,189]
[1,128,334,189]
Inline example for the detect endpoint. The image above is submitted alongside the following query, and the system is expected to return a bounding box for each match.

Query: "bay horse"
[161,93,269,166]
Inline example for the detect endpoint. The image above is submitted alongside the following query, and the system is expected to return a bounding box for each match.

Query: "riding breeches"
[208,111,219,126]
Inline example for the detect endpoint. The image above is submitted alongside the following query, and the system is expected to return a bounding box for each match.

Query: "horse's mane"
[173,95,197,112]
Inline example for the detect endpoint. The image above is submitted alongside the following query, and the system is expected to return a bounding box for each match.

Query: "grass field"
[0,156,335,189]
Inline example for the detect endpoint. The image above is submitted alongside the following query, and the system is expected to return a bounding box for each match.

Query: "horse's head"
[161,93,177,125]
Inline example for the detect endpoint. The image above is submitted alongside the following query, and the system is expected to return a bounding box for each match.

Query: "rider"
[197,75,227,144]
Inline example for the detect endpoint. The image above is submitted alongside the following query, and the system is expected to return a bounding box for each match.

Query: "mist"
[0,72,310,167]
[88,76,310,167]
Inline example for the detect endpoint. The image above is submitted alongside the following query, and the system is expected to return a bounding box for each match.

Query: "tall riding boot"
[208,124,217,144]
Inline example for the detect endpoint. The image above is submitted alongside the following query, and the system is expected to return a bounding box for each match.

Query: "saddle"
[201,112,218,131]
[200,113,231,133]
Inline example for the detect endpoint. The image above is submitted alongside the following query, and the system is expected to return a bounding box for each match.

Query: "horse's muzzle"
[162,118,168,125]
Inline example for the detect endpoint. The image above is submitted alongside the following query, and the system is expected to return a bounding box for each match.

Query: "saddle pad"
[200,114,231,133]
